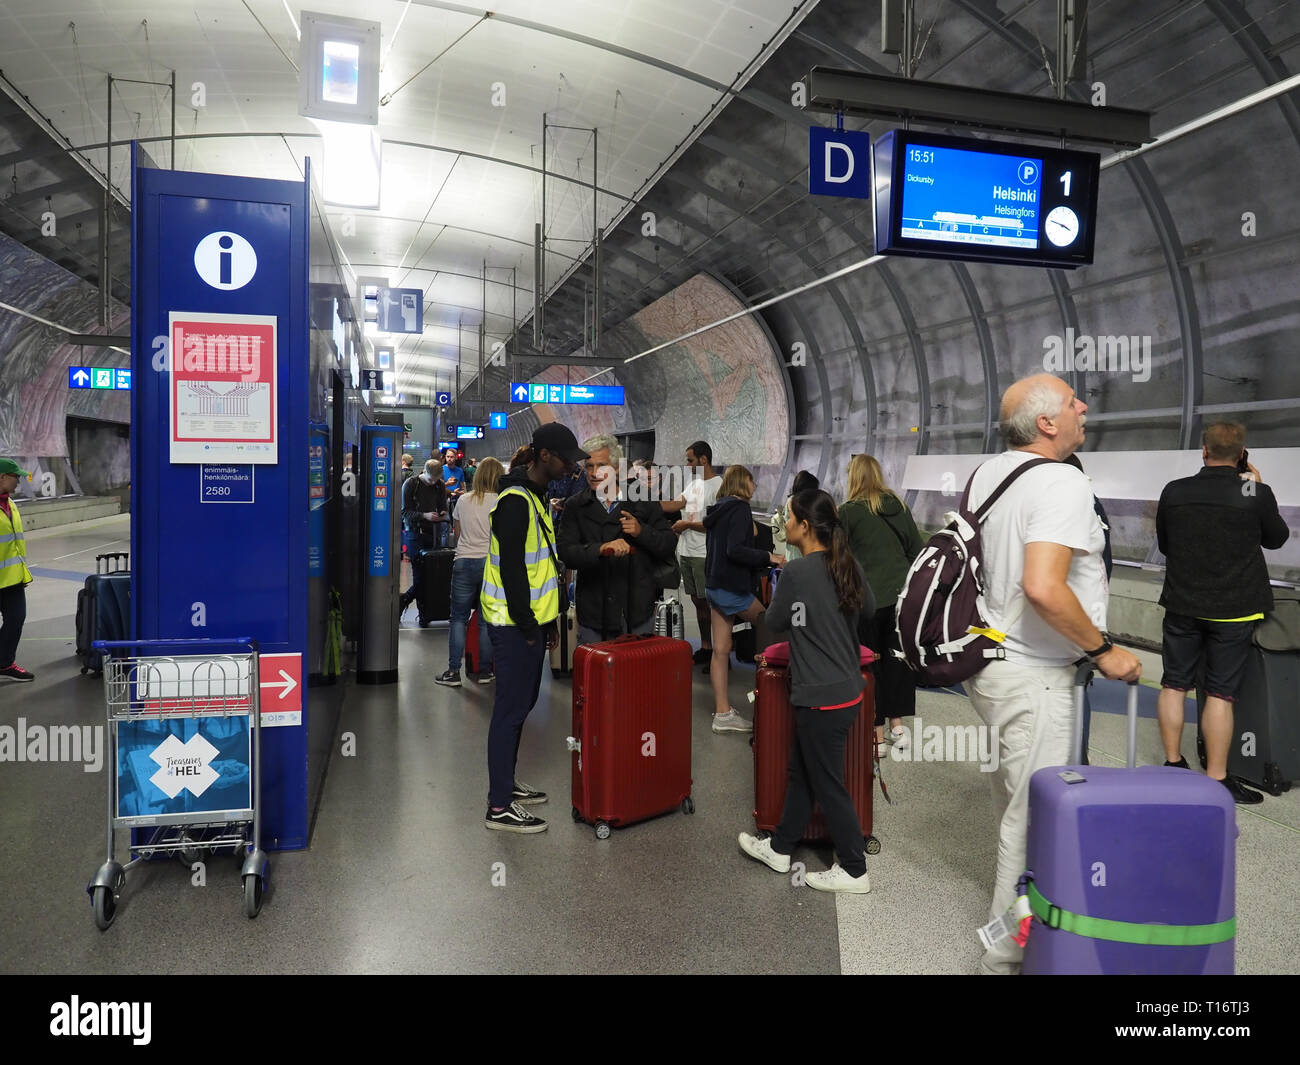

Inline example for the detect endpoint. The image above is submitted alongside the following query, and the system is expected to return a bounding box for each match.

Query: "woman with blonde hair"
[438,456,504,687]
[702,465,784,734]
[840,454,924,754]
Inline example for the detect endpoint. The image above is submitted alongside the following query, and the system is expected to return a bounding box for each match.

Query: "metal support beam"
[801,66,1151,146]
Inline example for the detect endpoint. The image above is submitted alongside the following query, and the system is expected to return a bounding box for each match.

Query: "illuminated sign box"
[872,129,1100,268]
[298,11,380,125]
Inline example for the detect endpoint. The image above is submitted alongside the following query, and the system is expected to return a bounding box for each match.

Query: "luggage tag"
[977,888,1033,950]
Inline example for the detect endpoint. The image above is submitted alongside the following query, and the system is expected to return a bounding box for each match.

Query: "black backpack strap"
[962,457,1057,524]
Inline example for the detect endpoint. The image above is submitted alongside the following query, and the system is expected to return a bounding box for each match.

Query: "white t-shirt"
[968,450,1108,666]
[677,474,722,558]
[454,492,497,561]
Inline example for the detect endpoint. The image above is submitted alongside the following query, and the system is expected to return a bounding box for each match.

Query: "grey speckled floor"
[4,515,1297,974]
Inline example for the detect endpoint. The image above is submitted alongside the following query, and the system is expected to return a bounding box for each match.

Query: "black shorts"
[1160,613,1257,702]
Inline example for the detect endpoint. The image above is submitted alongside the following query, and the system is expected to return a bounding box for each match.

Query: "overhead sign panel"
[69,366,132,390]
[376,287,422,333]
[872,129,1100,268]
[808,127,871,198]
[489,412,507,430]
[509,382,625,406]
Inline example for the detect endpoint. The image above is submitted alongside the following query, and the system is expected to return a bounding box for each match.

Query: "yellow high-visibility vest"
[0,500,33,589]
[480,485,561,627]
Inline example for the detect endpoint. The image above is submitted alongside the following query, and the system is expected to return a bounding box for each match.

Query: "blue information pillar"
[130,146,311,850]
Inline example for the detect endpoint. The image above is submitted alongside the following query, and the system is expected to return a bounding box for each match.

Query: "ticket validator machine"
[358,424,402,683]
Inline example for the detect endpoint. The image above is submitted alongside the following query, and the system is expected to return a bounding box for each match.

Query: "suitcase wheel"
[680,797,695,815]
[865,835,881,856]
[571,806,582,824]
[594,821,611,840]
[80,667,88,676]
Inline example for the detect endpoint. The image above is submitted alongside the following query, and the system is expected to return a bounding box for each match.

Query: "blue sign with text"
[808,127,872,198]
[200,465,254,504]
[509,382,625,406]
[368,436,391,576]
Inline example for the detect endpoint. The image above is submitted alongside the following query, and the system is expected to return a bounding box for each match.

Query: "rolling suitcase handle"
[1071,662,1140,768]
[96,552,129,575]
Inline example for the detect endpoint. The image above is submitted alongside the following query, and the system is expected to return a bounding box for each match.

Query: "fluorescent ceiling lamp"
[312,118,381,209]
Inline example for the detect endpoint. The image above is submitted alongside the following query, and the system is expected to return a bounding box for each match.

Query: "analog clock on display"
[1045,206,1080,247]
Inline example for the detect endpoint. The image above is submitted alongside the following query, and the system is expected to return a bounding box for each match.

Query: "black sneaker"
[477,671,495,684]
[512,779,547,805]
[485,802,548,833]
[1219,775,1263,805]
[0,663,34,682]
[693,647,711,664]
[1164,756,1190,769]
[435,670,461,687]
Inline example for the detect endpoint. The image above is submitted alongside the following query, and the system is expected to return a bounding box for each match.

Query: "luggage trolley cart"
[85,638,270,929]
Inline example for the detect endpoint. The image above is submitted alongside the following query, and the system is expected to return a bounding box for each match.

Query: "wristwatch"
[1084,636,1114,660]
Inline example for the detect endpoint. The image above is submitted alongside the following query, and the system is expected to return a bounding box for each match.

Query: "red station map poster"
[169,311,278,464]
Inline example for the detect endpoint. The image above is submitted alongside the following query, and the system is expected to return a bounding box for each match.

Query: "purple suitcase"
[1022,677,1237,975]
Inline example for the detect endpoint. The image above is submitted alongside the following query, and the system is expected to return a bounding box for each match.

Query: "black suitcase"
[76,553,130,675]
[1196,591,1300,795]
[416,547,455,624]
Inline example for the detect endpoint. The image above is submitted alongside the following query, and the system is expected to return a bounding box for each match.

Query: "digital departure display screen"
[899,145,1043,250]
[873,130,1100,268]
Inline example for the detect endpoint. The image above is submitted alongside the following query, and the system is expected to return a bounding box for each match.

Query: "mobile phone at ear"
[1236,448,1249,474]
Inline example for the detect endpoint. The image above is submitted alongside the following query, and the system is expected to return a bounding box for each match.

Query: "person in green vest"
[480,423,589,833]
[840,454,924,755]
[0,458,35,682]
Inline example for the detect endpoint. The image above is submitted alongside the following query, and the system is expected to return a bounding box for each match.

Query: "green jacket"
[840,493,923,608]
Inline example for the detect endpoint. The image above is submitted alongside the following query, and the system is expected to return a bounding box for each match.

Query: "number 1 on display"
[1059,170,1072,197]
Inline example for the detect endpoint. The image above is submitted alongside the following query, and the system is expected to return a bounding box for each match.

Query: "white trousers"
[966,658,1076,974]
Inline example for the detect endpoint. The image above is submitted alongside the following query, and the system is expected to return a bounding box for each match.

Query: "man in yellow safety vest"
[0,457,35,682]
[481,423,588,832]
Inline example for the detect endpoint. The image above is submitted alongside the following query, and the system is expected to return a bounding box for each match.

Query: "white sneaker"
[888,725,910,751]
[712,709,753,734]
[805,863,871,894]
[738,832,791,873]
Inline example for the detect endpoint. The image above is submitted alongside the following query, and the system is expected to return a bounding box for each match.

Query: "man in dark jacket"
[558,435,678,644]
[1156,422,1291,804]
[399,458,450,612]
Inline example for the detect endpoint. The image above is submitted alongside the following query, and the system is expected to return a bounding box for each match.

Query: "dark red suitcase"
[752,657,880,854]
[569,635,694,838]
[464,608,481,674]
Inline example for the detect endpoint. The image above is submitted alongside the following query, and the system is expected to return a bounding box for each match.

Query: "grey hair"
[581,434,623,465]
[424,458,442,474]
[1002,381,1066,447]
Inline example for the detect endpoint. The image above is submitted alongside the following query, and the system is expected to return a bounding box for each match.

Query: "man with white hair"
[557,434,678,645]
[966,373,1141,975]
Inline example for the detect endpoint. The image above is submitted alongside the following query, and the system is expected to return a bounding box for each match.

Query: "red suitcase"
[464,608,481,674]
[568,635,695,838]
[752,649,880,854]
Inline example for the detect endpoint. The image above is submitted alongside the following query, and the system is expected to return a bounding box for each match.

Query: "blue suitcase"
[1021,675,1237,975]
[75,553,130,675]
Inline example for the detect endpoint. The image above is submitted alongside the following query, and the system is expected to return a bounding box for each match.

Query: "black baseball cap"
[531,422,588,464]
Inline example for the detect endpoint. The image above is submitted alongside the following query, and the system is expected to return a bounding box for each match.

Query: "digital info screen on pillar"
[169,311,279,464]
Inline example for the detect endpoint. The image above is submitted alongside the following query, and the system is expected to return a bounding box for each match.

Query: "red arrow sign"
[258,652,302,713]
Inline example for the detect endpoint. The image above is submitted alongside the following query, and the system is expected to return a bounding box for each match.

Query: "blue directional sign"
[489,412,507,430]
[509,382,625,406]
[69,365,132,390]
[435,391,452,407]
[809,127,872,199]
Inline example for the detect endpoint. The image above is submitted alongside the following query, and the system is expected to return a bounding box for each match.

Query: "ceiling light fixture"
[311,118,382,208]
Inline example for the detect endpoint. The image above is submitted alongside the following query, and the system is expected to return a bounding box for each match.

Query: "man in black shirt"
[1156,422,1291,803]
[399,459,449,613]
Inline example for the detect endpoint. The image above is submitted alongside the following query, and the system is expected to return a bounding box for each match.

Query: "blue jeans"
[486,622,549,809]
[449,556,492,674]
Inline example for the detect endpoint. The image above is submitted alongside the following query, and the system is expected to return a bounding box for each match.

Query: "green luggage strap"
[1026,880,1235,946]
